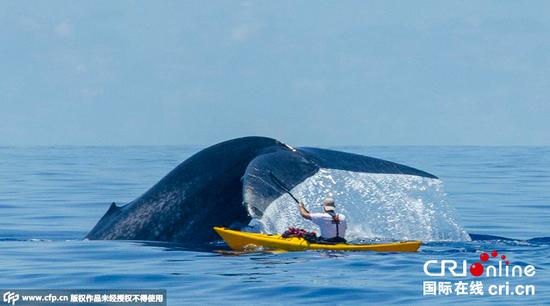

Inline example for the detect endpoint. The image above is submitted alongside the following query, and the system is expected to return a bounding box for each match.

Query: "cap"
[323,197,335,211]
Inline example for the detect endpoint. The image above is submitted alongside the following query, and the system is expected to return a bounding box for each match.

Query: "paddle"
[269,172,300,204]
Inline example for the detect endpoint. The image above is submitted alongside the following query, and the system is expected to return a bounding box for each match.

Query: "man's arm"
[298,202,311,220]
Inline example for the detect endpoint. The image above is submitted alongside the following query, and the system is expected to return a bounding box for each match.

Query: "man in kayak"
[298,197,347,243]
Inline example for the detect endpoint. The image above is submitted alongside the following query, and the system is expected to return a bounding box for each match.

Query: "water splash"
[255,169,470,242]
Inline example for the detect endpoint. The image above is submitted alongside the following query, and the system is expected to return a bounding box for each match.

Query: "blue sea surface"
[0,146,548,305]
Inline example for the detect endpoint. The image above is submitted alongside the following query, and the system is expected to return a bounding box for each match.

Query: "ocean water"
[0,146,548,305]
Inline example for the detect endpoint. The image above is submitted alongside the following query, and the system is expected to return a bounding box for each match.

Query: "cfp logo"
[2,292,19,306]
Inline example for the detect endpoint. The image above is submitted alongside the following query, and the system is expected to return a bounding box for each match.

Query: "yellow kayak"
[213,227,421,252]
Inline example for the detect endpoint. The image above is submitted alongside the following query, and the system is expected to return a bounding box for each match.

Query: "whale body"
[86,136,437,243]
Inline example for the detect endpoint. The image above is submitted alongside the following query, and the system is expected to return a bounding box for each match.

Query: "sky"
[1,1,549,146]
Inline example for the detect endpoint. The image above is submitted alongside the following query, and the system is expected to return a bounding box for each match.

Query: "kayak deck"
[213,227,421,252]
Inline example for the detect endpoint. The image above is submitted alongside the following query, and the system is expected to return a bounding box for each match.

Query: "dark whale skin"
[86,136,437,243]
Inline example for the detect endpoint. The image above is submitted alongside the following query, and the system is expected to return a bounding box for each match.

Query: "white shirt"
[310,212,347,239]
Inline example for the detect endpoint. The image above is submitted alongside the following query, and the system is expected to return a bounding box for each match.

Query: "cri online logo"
[424,250,536,278]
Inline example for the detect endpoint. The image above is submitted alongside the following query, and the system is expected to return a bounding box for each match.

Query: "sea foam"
[255,169,470,242]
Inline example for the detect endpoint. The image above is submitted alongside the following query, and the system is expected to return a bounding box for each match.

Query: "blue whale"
[86,136,437,243]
